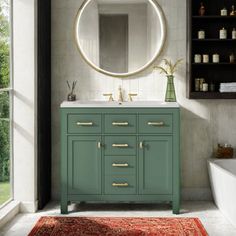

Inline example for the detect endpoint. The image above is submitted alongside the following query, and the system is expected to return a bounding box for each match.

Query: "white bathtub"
[208,159,236,228]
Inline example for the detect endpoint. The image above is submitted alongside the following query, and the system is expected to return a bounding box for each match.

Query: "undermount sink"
[61,100,179,108]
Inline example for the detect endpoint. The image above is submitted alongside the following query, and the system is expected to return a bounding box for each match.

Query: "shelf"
[188,0,236,99]
[192,63,236,66]
[192,39,236,42]
[192,15,236,19]
[190,92,236,99]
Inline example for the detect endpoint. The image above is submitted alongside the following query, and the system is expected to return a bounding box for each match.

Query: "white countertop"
[60,100,180,108]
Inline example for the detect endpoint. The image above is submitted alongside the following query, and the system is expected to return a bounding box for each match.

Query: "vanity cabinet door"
[139,136,172,195]
[68,136,102,195]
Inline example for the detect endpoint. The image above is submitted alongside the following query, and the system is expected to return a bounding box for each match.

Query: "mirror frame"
[74,0,167,78]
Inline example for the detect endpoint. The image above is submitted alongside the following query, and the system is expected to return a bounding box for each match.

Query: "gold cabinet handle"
[112,183,129,187]
[77,122,93,126]
[112,122,129,126]
[148,121,164,126]
[97,142,102,149]
[112,163,129,167]
[112,144,129,148]
[139,142,144,149]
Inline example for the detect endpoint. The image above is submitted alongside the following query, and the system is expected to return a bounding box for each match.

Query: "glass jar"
[213,54,220,63]
[232,28,236,39]
[219,28,227,39]
[194,54,202,63]
[198,30,205,39]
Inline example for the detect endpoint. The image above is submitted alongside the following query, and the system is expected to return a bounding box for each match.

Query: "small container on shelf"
[212,53,220,63]
[220,7,228,16]
[199,2,206,16]
[203,54,209,63]
[199,78,205,91]
[209,82,215,92]
[229,53,235,63]
[232,28,236,39]
[195,78,201,91]
[194,54,202,63]
[202,83,209,92]
[198,30,205,39]
[230,5,236,16]
[219,27,227,39]
[216,144,234,159]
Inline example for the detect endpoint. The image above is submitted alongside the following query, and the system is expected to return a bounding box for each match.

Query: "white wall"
[98,3,147,71]
[13,0,37,212]
[147,2,161,59]
[78,0,99,65]
[51,0,236,200]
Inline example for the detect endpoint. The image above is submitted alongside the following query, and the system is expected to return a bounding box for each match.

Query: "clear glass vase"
[165,75,176,102]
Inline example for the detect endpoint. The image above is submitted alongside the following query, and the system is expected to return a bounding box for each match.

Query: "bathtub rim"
[207,158,236,229]
[207,158,236,180]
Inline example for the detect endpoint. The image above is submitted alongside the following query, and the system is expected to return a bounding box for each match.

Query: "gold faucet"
[118,86,124,102]
[103,87,138,102]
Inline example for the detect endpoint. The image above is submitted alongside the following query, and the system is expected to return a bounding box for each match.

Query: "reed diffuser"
[67,80,77,101]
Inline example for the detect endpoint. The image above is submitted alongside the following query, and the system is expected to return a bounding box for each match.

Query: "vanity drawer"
[104,114,136,134]
[104,136,136,156]
[67,114,102,134]
[139,114,173,134]
[105,156,136,175]
[104,176,136,195]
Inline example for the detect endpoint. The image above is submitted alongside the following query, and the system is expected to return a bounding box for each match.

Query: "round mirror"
[75,0,166,77]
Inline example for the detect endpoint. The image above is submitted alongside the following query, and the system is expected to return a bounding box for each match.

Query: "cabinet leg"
[172,200,180,214]
[61,200,68,214]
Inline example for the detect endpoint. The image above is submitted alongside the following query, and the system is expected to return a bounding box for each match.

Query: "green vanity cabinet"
[61,104,180,214]
[67,136,102,195]
[138,136,173,195]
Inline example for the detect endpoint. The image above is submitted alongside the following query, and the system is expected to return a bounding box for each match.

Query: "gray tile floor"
[0,201,236,236]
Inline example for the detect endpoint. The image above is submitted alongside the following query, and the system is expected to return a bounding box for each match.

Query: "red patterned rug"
[28,217,208,236]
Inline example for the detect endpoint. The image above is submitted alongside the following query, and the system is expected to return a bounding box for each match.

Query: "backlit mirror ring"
[74,0,166,78]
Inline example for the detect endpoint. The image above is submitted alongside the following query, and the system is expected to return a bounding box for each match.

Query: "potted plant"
[154,59,183,102]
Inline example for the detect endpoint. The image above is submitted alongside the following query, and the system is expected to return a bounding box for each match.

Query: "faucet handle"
[103,93,114,102]
[128,93,138,102]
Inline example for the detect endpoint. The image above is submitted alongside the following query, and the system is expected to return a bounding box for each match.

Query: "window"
[0,0,12,207]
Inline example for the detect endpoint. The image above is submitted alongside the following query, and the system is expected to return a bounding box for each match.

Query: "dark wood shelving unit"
[193,39,236,41]
[187,0,236,99]
[190,92,236,99]
[192,63,236,65]
[192,15,236,19]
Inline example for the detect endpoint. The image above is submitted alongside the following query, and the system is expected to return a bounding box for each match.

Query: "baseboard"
[20,200,38,213]
[182,188,213,201]
[0,201,20,229]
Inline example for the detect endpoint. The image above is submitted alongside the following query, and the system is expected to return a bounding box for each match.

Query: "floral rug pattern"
[28,217,208,236]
